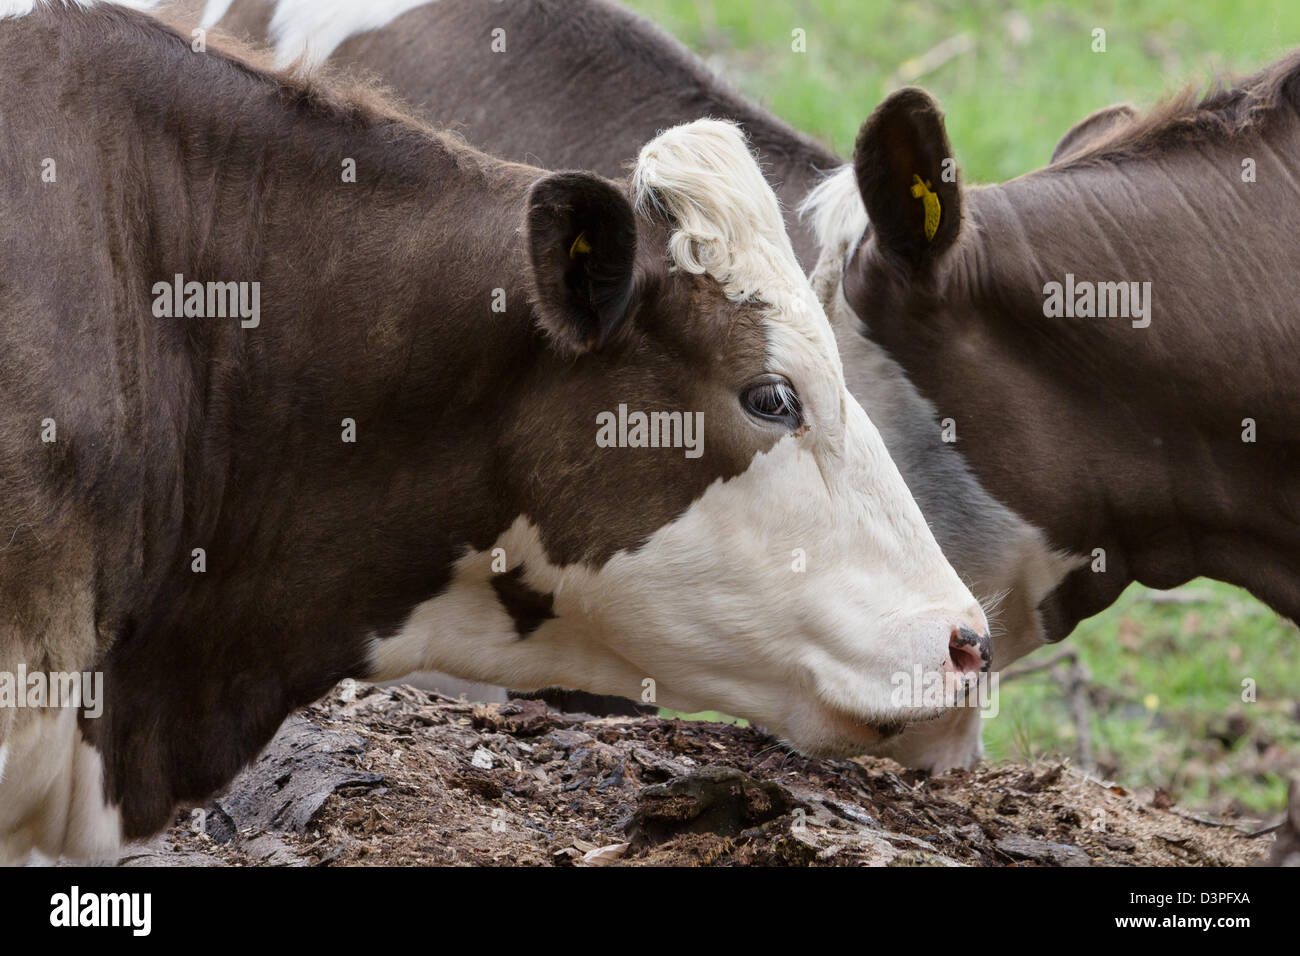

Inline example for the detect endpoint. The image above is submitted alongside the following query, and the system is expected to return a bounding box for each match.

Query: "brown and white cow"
[183,0,1073,771]
[211,0,1300,771]
[0,0,989,861]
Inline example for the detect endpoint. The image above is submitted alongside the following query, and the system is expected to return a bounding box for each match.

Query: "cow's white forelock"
[632,120,804,304]
[631,119,850,445]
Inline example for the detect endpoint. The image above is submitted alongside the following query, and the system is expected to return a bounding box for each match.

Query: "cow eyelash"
[741,376,803,429]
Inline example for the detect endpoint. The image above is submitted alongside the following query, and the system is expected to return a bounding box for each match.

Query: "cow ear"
[526,171,637,354]
[853,87,961,274]
[1050,103,1136,164]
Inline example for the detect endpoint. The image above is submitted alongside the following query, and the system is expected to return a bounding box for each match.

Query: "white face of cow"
[371,120,989,757]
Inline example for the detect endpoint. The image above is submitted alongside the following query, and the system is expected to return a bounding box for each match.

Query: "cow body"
[183,0,1075,770]
[0,0,987,860]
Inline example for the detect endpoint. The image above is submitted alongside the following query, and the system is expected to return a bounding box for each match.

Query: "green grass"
[986,580,1300,815]
[626,0,1300,181]
[626,0,1300,815]
[658,709,749,726]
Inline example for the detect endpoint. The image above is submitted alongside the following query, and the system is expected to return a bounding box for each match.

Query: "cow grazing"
[187,0,1074,771]
[809,62,1300,643]
[0,0,988,861]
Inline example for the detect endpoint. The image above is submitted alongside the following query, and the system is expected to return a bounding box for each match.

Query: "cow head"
[370,120,990,757]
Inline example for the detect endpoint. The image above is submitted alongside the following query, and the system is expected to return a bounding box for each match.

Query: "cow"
[0,0,990,862]
[182,0,1075,771]
[809,63,1300,641]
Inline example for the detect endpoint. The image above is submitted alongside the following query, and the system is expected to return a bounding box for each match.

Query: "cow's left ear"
[1050,103,1136,164]
[853,87,962,274]
[526,171,637,354]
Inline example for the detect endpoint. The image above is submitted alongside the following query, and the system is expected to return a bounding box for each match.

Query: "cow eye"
[741,375,802,428]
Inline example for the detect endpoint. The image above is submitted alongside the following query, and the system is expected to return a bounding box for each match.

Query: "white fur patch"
[633,120,806,305]
[197,0,233,24]
[0,709,122,864]
[200,0,438,69]
[0,0,159,18]
[870,707,986,773]
[799,164,869,264]
[372,433,984,757]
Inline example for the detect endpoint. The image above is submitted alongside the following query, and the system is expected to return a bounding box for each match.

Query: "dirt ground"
[118,682,1284,867]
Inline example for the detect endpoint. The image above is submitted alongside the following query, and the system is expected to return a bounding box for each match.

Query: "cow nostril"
[950,625,992,675]
[948,641,981,678]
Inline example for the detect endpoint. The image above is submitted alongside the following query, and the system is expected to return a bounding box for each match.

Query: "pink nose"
[947,625,992,680]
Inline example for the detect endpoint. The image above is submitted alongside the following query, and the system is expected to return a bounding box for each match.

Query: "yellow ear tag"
[910,174,941,242]
[569,231,592,260]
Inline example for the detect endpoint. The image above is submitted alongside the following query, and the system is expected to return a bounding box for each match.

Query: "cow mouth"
[869,718,909,740]
[819,704,917,749]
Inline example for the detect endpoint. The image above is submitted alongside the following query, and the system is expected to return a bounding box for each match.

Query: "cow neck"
[127,48,542,551]
[946,147,1300,635]
[77,24,543,837]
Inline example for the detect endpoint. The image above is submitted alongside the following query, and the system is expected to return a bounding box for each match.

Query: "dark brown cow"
[820,62,1300,642]
[184,0,1074,771]
[0,0,989,861]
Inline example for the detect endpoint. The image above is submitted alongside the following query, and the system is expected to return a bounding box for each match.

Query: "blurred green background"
[627,0,1300,816]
